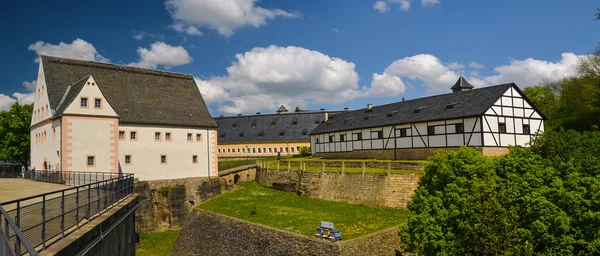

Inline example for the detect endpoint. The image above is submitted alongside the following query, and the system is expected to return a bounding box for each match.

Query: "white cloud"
[389,0,411,11]
[22,80,37,92]
[165,0,299,37]
[447,62,465,70]
[28,39,109,63]
[12,92,35,105]
[196,45,373,114]
[332,28,342,33]
[128,42,192,69]
[365,73,406,97]
[373,1,389,13]
[469,61,485,69]
[421,0,439,6]
[0,94,17,111]
[0,80,37,111]
[484,53,582,86]
[171,23,204,36]
[378,52,584,94]
[131,30,166,41]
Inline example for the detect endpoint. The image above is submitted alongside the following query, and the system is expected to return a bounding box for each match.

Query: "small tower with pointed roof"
[451,75,474,92]
[276,104,288,114]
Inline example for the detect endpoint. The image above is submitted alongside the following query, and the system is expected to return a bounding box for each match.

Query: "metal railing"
[0,171,134,256]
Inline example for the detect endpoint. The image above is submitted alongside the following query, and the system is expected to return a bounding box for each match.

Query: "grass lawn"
[198,182,409,239]
[136,229,181,256]
[218,159,254,171]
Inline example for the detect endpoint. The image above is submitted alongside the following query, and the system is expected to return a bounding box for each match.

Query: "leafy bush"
[299,146,311,157]
[402,130,600,255]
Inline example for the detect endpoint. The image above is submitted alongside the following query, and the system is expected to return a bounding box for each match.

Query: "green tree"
[298,146,311,157]
[402,132,600,255]
[295,106,301,112]
[0,102,33,166]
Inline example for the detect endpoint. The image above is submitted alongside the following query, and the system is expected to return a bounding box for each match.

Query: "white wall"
[30,120,61,170]
[312,116,484,153]
[481,86,544,147]
[118,124,213,181]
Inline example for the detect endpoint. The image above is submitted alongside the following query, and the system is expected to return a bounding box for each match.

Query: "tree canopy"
[402,130,600,255]
[0,102,33,166]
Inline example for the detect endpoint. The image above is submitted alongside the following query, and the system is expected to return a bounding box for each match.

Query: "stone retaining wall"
[256,169,420,209]
[170,209,401,256]
[134,177,233,233]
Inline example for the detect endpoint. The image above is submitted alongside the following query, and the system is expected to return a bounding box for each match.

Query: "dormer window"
[251,120,257,127]
[271,119,277,126]
[239,132,244,138]
[220,133,225,138]
[258,130,264,137]
[413,106,426,114]
[314,120,320,124]
[232,123,237,128]
[301,129,308,135]
[81,97,88,107]
[292,118,298,125]
[279,130,285,136]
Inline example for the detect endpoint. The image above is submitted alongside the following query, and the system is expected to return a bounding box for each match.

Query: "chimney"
[255,112,261,115]
[320,108,325,111]
[237,114,242,116]
[324,112,329,122]
[343,107,349,111]
[367,104,373,110]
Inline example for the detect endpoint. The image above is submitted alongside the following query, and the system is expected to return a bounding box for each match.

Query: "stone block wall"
[256,168,420,209]
[170,209,401,256]
[134,177,234,233]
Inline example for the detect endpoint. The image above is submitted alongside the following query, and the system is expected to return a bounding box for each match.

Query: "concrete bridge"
[0,171,139,256]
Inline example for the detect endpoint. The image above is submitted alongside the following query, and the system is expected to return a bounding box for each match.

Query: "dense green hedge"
[402,129,600,255]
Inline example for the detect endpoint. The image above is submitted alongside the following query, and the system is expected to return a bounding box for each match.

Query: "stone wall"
[170,209,401,256]
[219,166,257,185]
[134,177,234,233]
[316,146,509,160]
[256,169,420,209]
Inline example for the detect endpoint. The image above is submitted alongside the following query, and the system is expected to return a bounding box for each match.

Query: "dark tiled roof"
[41,55,217,128]
[214,111,339,143]
[311,83,515,135]
[451,76,474,90]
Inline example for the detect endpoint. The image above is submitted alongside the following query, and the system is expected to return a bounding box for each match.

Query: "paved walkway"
[0,179,71,204]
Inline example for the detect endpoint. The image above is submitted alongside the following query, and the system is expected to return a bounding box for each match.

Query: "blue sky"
[1,0,599,115]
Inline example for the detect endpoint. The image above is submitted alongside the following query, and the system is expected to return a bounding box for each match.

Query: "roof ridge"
[214,110,343,119]
[41,55,194,80]
[355,83,514,112]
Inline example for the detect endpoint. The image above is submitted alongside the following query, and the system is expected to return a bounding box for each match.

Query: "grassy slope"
[198,182,408,239]
[136,229,181,256]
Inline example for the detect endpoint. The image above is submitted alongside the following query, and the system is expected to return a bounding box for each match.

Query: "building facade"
[310,77,545,160]
[30,55,218,180]
[215,106,337,158]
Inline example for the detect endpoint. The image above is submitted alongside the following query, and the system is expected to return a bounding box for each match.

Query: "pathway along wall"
[170,209,401,256]
[256,168,420,209]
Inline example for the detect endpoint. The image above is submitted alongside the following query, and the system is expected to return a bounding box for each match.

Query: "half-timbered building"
[309,77,545,160]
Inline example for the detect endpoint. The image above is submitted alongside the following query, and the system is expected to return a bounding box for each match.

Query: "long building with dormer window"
[310,77,546,160]
[30,55,218,180]
[214,105,339,158]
